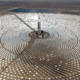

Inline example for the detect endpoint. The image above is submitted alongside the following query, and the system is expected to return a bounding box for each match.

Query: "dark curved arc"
[1,37,35,73]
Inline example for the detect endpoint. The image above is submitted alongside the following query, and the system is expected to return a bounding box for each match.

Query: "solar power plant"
[0,6,80,80]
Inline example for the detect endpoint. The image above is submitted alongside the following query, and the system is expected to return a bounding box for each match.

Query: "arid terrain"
[0,1,80,14]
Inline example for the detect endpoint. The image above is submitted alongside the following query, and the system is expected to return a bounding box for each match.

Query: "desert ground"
[0,1,80,14]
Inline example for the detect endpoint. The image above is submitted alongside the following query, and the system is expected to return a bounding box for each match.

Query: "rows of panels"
[0,13,80,80]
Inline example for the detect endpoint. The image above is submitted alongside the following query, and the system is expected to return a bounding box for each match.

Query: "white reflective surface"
[0,13,80,79]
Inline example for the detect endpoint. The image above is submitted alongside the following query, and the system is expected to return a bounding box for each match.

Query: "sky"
[0,0,80,3]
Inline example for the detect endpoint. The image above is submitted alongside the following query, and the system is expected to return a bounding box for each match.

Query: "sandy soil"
[0,1,80,14]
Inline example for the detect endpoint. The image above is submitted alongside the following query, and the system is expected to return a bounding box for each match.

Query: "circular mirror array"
[0,13,80,80]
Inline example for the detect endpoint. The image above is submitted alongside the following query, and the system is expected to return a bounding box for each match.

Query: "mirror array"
[0,13,80,80]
